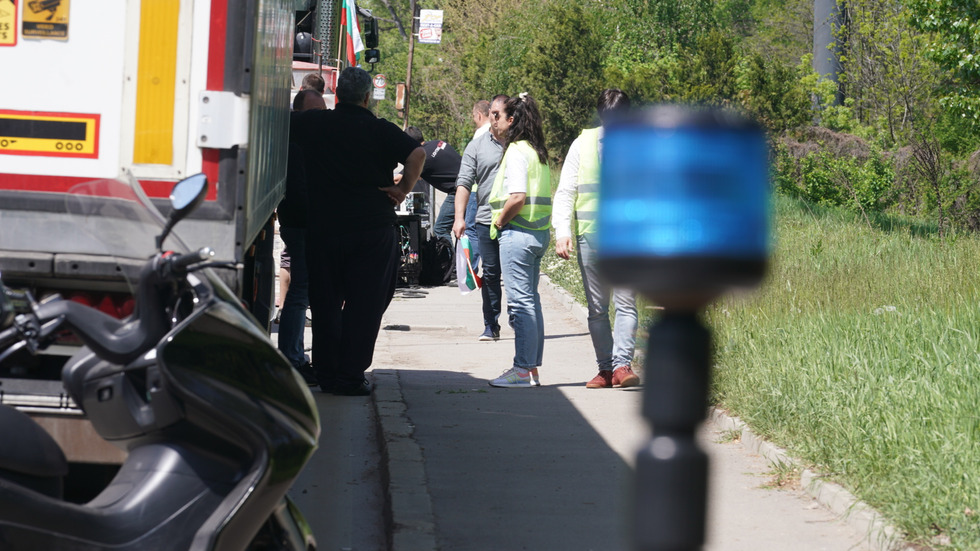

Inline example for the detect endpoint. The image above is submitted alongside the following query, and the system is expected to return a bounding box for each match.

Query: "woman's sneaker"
[489,367,533,388]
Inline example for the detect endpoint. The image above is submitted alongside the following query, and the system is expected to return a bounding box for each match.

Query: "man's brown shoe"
[586,370,613,389]
[612,365,640,388]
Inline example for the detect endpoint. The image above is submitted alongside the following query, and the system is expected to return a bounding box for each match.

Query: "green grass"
[545,193,980,547]
[708,195,980,549]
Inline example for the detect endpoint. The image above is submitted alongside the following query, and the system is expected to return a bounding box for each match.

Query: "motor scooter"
[0,174,320,550]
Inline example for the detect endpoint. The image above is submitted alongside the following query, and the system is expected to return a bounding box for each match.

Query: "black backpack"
[419,236,454,285]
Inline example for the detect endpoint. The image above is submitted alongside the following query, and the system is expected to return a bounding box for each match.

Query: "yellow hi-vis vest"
[574,128,601,235]
[489,140,552,238]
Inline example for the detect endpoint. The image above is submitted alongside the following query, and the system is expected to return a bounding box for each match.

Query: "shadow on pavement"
[391,367,634,551]
[543,332,591,340]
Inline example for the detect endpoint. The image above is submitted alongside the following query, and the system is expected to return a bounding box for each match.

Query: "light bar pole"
[598,106,771,550]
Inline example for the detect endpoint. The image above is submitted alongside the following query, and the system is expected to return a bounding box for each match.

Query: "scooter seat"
[0,404,68,496]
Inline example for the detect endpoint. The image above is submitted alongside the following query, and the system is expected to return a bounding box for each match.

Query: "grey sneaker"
[489,367,533,388]
[478,326,500,341]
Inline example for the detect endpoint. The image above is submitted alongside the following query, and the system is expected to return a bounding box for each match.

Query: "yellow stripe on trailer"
[133,0,180,165]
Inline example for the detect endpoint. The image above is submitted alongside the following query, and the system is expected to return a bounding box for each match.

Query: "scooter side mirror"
[170,173,208,214]
[156,174,208,250]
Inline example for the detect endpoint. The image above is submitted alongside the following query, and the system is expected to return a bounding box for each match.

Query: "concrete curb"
[370,277,586,551]
[708,409,916,551]
[372,369,438,551]
[540,273,590,322]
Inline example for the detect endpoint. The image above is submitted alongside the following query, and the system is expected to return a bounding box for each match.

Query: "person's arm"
[382,147,425,205]
[453,187,471,239]
[554,137,581,259]
[495,192,526,229]
[452,141,479,238]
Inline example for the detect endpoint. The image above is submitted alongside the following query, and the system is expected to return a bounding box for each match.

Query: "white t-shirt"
[501,144,531,195]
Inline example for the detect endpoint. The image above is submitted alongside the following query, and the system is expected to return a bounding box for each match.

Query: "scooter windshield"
[0,172,191,293]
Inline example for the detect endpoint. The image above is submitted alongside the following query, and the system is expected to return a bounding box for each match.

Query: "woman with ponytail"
[486,93,552,388]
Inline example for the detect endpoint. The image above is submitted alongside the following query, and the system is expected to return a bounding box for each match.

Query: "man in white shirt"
[471,99,491,139]
[464,100,492,270]
[553,89,641,389]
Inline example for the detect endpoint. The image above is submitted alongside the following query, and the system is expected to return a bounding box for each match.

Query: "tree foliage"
[909,0,980,132]
[521,2,605,163]
[839,0,939,145]
[353,0,980,235]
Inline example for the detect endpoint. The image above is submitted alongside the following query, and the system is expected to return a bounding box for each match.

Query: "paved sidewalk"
[368,282,879,550]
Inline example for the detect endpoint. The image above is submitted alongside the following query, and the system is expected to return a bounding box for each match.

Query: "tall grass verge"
[710,195,980,549]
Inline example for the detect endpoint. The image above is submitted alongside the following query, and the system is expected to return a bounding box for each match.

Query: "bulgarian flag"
[456,236,482,294]
[341,0,365,66]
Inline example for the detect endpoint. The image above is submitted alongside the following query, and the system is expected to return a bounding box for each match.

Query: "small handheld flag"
[455,236,482,294]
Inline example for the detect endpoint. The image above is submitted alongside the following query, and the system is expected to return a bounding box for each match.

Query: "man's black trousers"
[307,224,400,389]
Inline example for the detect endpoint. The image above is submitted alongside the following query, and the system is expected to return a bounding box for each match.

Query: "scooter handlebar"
[169,247,214,273]
[3,247,218,366]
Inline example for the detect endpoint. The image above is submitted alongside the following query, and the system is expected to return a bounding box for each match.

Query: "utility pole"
[813,0,844,106]
[401,0,417,130]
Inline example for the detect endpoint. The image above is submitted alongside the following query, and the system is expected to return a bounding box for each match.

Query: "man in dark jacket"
[275,90,325,385]
[292,67,425,396]
[404,126,462,243]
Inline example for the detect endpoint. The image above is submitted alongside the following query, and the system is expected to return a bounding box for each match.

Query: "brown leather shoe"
[586,370,613,389]
[612,365,640,388]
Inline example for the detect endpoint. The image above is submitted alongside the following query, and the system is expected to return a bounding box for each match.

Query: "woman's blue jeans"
[278,226,309,368]
[498,225,549,369]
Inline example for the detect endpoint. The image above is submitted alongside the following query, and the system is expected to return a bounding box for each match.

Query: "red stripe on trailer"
[0,175,218,201]
[202,0,227,193]
[201,145,220,194]
[207,0,228,91]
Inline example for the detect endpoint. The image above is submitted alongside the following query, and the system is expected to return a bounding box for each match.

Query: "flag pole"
[337,0,346,67]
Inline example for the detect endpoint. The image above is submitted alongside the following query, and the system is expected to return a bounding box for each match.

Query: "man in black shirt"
[292,67,425,396]
[276,90,326,386]
[404,126,462,243]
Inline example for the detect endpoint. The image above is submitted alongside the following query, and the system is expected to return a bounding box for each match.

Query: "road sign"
[395,83,406,110]
[418,9,442,44]
[373,73,387,100]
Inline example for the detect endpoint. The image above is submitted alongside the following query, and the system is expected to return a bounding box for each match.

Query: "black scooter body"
[0,176,320,550]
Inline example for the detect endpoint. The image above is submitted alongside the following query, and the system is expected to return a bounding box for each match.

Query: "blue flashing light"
[597,119,770,261]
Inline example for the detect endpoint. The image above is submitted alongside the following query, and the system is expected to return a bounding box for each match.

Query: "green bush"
[603,53,682,103]
[778,148,895,212]
[740,54,811,132]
